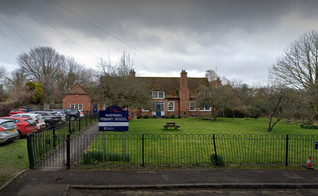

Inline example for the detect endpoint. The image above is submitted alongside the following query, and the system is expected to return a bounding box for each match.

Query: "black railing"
[27,114,98,168]
[28,130,318,168]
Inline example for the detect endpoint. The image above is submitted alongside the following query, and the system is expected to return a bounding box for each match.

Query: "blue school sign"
[99,106,129,132]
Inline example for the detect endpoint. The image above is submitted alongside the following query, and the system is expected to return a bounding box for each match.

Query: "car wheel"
[17,130,22,139]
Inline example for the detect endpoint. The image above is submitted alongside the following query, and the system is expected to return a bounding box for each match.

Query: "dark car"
[28,111,62,128]
[61,108,80,121]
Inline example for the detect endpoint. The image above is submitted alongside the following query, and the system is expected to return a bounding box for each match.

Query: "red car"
[0,117,37,139]
[8,108,29,116]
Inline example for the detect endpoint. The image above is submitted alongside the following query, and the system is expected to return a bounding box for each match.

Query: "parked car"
[0,117,37,139]
[51,111,66,124]
[61,108,80,121]
[0,119,18,144]
[79,110,84,118]
[8,108,29,116]
[11,113,46,130]
[28,111,62,128]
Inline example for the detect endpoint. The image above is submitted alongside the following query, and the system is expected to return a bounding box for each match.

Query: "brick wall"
[62,94,92,112]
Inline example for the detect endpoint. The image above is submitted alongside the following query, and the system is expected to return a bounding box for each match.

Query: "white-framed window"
[168,101,174,111]
[70,104,83,111]
[199,106,211,111]
[142,108,149,112]
[189,101,196,111]
[152,91,165,99]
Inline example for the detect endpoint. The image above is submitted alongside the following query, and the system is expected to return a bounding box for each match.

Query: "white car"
[11,113,46,130]
[79,110,84,118]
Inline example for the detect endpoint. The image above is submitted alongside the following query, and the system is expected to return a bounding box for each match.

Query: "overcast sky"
[1,0,318,85]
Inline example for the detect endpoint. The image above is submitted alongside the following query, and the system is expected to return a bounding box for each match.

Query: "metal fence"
[27,130,318,168]
[27,114,99,168]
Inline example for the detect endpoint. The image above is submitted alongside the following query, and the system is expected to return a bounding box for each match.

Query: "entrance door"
[154,102,164,117]
[92,104,98,115]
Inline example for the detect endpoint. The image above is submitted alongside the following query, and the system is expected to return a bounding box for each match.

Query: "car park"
[0,117,37,139]
[8,108,29,116]
[11,113,46,130]
[28,111,62,129]
[0,119,18,144]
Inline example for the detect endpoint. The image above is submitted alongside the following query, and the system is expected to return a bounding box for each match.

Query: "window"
[189,101,196,111]
[168,101,174,111]
[142,108,149,112]
[70,104,83,111]
[152,91,165,99]
[199,106,211,111]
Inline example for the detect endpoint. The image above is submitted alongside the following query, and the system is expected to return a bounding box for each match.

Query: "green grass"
[78,117,318,167]
[0,139,28,187]
[127,117,313,135]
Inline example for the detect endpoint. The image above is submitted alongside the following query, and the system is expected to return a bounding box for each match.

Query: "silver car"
[0,119,18,144]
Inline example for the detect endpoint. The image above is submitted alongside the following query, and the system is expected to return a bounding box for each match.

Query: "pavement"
[1,167,318,196]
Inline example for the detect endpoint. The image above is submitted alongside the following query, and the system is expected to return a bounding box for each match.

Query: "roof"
[138,77,209,98]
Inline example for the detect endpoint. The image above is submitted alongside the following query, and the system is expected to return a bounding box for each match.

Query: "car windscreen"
[36,115,43,120]
[26,119,36,125]
[1,121,16,128]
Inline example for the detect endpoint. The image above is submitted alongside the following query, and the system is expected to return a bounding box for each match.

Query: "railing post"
[27,133,35,169]
[79,117,81,133]
[213,134,219,166]
[86,113,88,128]
[66,133,71,169]
[53,129,56,149]
[68,119,71,134]
[142,134,145,167]
[285,134,289,166]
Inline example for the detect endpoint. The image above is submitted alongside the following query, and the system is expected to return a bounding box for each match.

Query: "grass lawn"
[127,117,314,135]
[79,117,318,167]
[0,139,28,187]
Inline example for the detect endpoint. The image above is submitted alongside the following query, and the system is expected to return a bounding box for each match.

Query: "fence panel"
[28,132,318,168]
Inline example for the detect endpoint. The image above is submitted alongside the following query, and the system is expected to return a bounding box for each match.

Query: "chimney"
[129,70,136,77]
[180,70,187,88]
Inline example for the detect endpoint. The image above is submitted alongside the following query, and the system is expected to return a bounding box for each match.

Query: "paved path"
[1,168,318,196]
[37,123,99,168]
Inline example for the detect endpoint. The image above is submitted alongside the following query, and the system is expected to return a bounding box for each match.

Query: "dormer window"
[152,91,165,99]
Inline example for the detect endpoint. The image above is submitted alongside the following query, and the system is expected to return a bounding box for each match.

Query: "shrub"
[209,153,225,166]
[137,115,141,119]
[151,116,157,119]
[233,109,247,118]
[247,107,262,118]
[223,108,233,118]
[164,116,169,119]
[170,115,175,119]
[143,115,149,119]
[177,115,182,118]
[80,150,130,165]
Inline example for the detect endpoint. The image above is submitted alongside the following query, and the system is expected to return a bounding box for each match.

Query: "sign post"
[99,106,129,163]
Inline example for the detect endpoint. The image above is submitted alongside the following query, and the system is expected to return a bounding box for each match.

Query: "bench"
[163,121,180,129]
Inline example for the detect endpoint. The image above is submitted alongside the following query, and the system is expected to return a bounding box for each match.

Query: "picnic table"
[163,121,180,130]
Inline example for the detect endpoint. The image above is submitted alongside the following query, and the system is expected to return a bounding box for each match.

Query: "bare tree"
[96,51,151,110]
[270,30,318,118]
[56,57,98,99]
[98,51,135,77]
[17,46,65,104]
[196,83,240,121]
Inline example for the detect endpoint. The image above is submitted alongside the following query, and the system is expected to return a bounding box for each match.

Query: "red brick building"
[62,70,238,118]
